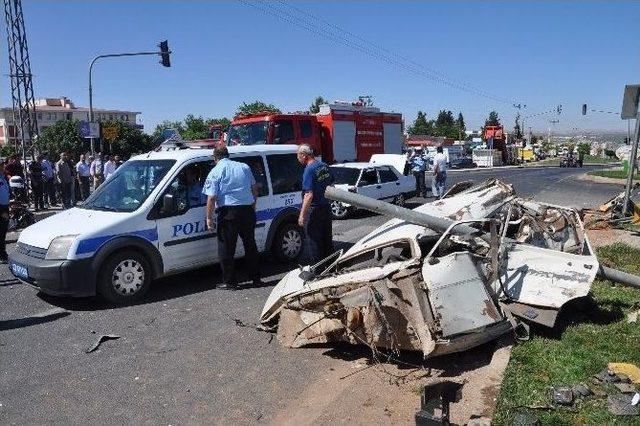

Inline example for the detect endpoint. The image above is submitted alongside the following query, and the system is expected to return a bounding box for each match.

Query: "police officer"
[0,159,10,263]
[203,146,262,290]
[409,150,427,198]
[297,144,334,264]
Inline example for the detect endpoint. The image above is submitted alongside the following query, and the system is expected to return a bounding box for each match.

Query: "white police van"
[9,145,306,303]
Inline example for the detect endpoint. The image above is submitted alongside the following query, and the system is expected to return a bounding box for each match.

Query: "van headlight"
[45,235,78,260]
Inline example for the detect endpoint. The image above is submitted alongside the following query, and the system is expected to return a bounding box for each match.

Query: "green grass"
[588,169,640,180]
[493,243,640,425]
[582,155,618,164]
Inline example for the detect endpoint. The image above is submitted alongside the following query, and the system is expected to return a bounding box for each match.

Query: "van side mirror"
[163,193,177,215]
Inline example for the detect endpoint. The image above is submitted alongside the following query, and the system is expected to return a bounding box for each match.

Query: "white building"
[0,97,140,145]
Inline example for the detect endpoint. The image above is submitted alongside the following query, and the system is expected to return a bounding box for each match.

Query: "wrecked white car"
[260,179,599,358]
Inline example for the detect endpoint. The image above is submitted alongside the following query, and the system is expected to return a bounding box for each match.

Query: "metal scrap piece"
[86,334,121,353]
[608,393,640,416]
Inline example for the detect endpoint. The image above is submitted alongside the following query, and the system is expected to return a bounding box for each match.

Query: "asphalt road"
[0,165,622,424]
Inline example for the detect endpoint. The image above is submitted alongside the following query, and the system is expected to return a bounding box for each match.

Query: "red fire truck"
[225,101,403,163]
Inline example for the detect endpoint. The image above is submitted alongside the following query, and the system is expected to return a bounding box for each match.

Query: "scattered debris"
[0,307,70,332]
[467,415,492,426]
[85,334,121,353]
[262,179,604,357]
[608,393,640,416]
[511,410,541,426]
[414,381,463,425]
[632,393,640,406]
[615,383,637,394]
[571,384,593,397]
[608,363,640,384]
[551,387,574,406]
[628,309,640,323]
[594,369,622,383]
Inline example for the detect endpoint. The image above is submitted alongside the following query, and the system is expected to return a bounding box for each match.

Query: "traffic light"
[582,104,587,115]
[158,40,171,67]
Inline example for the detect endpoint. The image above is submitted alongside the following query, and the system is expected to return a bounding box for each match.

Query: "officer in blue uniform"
[0,159,10,263]
[409,150,427,198]
[203,146,262,290]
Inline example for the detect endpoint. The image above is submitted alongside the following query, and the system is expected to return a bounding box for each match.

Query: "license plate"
[10,262,28,279]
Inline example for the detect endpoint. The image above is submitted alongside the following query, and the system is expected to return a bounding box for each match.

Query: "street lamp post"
[88,41,171,155]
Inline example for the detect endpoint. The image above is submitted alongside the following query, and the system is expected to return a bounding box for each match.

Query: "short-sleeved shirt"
[433,153,447,174]
[202,158,256,207]
[302,160,333,206]
[0,175,9,205]
[76,161,90,177]
[410,156,426,172]
[188,184,206,206]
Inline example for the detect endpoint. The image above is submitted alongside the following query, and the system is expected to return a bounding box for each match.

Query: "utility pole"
[621,84,640,215]
[88,40,171,154]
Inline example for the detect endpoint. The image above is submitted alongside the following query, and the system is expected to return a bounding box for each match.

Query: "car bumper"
[8,250,96,297]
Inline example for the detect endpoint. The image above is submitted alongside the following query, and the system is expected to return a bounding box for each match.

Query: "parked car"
[449,156,476,169]
[329,162,414,219]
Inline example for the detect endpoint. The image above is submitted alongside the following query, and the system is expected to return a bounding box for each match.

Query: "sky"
[4,1,639,135]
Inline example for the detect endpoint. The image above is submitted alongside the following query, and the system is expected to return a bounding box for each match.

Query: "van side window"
[274,120,295,144]
[158,162,209,217]
[299,120,313,138]
[234,155,269,197]
[379,167,398,183]
[267,153,304,195]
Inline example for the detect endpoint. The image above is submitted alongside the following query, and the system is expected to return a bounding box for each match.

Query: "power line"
[239,0,518,105]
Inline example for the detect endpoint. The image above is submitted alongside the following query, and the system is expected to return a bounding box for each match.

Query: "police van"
[9,145,306,303]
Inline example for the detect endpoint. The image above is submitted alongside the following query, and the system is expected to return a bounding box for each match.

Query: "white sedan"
[329,162,415,219]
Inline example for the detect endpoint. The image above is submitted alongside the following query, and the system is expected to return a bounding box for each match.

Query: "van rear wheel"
[273,222,304,262]
[97,250,152,304]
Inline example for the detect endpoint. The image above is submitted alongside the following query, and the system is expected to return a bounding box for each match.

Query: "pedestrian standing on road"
[41,154,56,207]
[90,153,105,190]
[114,155,123,169]
[75,154,91,201]
[65,153,78,206]
[104,155,117,181]
[296,144,334,264]
[28,155,45,211]
[410,150,427,198]
[55,153,73,209]
[0,159,11,263]
[203,146,262,290]
[432,146,448,199]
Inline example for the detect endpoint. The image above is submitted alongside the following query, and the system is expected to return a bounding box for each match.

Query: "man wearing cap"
[0,159,10,263]
[203,146,262,290]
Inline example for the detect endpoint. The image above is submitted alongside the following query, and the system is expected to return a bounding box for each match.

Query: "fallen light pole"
[325,186,640,290]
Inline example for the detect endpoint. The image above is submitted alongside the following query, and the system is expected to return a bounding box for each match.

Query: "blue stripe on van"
[76,227,159,255]
[256,204,301,222]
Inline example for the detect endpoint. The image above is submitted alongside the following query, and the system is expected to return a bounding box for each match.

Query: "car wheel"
[273,222,304,262]
[394,193,406,207]
[331,201,350,219]
[97,250,152,304]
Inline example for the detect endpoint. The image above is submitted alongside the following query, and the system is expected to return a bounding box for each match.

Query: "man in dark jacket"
[28,156,45,211]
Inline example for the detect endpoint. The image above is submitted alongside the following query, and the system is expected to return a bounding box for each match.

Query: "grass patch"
[588,169,640,180]
[493,243,640,425]
[582,155,618,164]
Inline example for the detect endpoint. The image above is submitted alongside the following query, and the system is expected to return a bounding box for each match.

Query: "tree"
[513,114,523,140]
[152,120,184,140]
[235,101,281,116]
[577,142,590,158]
[206,117,231,130]
[37,119,86,160]
[102,120,154,157]
[407,111,432,135]
[455,112,465,132]
[484,111,500,127]
[309,96,326,114]
[182,115,211,140]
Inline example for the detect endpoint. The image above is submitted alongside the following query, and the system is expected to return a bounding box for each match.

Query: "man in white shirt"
[432,146,448,199]
[90,153,104,189]
[104,155,117,181]
[75,154,91,201]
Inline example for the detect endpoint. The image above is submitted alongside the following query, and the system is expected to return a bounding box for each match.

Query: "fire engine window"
[267,153,304,195]
[299,120,313,138]
[234,155,269,197]
[274,120,295,144]
[379,167,398,183]
[358,169,378,186]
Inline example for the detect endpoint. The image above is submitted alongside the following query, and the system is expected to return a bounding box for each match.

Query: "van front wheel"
[97,250,152,304]
[273,222,304,262]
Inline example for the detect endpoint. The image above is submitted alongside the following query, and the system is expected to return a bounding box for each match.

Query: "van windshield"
[227,122,268,145]
[81,160,175,212]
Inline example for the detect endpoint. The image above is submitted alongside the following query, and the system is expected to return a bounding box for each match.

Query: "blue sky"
[5,1,639,134]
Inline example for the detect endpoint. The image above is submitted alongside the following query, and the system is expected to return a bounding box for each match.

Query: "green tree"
[182,115,210,140]
[456,112,465,131]
[309,96,326,114]
[235,101,281,116]
[408,111,433,135]
[577,142,590,158]
[0,144,18,158]
[102,121,154,157]
[484,111,501,127]
[37,119,86,160]
[513,114,523,140]
[206,117,231,131]
[152,120,185,140]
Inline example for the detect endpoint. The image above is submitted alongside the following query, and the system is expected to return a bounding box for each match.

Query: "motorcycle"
[8,200,35,231]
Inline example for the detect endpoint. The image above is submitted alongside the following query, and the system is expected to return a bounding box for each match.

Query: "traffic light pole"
[88,47,171,155]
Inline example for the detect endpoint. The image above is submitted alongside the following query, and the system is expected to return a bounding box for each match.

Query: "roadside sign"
[79,121,100,139]
[621,84,640,119]
[102,125,119,140]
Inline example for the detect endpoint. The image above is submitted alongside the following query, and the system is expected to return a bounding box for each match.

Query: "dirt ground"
[586,227,640,250]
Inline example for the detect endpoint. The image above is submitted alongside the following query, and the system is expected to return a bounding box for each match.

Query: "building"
[0,97,141,146]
